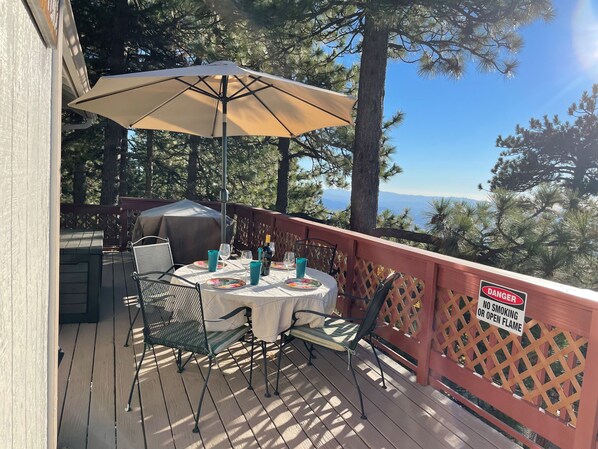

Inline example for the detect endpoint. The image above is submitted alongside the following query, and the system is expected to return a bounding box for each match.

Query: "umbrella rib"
[210,80,223,137]
[175,77,220,100]
[71,77,176,106]
[228,85,272,102]
[250,76,353,125]
[228,77,261,100]
[234,76,294,136]
[129,77,204,127]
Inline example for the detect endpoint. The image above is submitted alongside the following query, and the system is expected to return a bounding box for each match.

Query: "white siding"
[0,1,54,448]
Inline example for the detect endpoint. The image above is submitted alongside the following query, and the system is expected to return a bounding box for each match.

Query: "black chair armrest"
[219,306,251,321]
[338,291,368,303]
[292,309,364,323]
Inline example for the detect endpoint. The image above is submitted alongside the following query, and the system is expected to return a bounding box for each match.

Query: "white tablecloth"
[171,260,338,342]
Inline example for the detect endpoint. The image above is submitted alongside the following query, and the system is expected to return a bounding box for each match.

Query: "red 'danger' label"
[481,286,524,306]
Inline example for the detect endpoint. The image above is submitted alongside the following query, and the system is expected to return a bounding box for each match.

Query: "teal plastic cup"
[249,261,262,285]
[207,250,219,272]
[296,258,307,278]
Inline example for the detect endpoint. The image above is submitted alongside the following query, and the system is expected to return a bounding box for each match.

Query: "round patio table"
[170,259,338,342]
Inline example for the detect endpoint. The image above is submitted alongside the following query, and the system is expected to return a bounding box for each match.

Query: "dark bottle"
[261,234,272,276]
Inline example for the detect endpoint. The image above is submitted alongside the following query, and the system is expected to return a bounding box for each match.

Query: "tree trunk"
[100,121,121,205]
[275,138,291,213]
[73,159,87,204]
[118,127,128,197]
[100,0,127,205]
[186,135,200,199]
[349,13,389,234]
[145,130,154,197]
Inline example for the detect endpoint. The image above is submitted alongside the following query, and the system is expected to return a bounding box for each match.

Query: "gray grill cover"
[131,200,233,265]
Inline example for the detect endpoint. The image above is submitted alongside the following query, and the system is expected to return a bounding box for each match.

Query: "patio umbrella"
[69,61,356,242]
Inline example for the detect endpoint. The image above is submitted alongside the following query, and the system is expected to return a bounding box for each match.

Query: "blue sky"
[380,0,598,200]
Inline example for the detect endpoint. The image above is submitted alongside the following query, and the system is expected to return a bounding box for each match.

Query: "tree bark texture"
[73,159,87,204]
[275,138,291,213]
[100,120,121,205]
[100,0,127,205]
[118,127,128,197]
[349,14,389,234]
[145,130,154,198]
[186,135,200,200]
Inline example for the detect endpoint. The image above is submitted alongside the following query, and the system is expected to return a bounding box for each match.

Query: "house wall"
[0,1,54,448]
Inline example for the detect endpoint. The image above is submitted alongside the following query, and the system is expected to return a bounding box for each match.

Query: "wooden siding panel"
[11,4,30,449]
[0,2,53,449]
[0,1,15,446]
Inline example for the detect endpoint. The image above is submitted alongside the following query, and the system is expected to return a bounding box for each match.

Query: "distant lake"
[322,189,479,228]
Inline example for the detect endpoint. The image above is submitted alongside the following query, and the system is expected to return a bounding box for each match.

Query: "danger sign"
[476,280,527,336]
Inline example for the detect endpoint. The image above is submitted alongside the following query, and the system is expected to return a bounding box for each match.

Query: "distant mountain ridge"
[322,189,478,227]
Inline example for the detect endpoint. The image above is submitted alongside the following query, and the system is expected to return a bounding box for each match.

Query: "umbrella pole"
[220,76,228,243]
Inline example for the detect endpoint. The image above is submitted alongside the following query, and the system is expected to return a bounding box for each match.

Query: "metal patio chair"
[126,271,254,434]
[124,236,179,346]
[274,272,400,419]
[294,238,340,277]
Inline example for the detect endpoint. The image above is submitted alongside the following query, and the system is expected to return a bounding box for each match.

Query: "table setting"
[168,246,338,342]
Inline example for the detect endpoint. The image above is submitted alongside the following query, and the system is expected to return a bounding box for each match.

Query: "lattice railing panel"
[381,273,424,337]
[61,211,119,242]
[253,221,272,250]
[432,288,587,426]
[233,214,250,250]
[335,250,347,294]
[272,229,300,262]
[352,257,424,338]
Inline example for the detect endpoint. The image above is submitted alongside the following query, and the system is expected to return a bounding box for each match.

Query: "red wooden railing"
[60,198,598,449]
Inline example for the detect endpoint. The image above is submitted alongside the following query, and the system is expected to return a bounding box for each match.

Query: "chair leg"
[175,349,181,372]
[274,334,285,395]
[179,352,194,372]
[248,335,255,390]
[124,307,140,347]
[307,342,315,365]
[193,356,213,434]
[262,341,271,398]
[125,343,148,411]
[370,339,386,389]
[303,340,316,363]
[348,356,367,420]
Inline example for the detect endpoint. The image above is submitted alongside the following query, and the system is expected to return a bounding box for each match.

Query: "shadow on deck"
[57,252,520,449]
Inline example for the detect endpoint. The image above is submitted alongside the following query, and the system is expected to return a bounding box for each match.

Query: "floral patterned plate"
[284,278,322,290]
[271,261,294,270]
[205,278,246,289]
[193,260,225,269]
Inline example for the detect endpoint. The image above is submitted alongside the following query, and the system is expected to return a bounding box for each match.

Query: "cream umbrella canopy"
[69,61,356,242]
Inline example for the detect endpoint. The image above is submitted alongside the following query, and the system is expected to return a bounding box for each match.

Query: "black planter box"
[59,230,103,323]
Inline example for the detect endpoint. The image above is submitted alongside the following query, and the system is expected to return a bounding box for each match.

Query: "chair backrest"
[350,272,400,350]
[294,238,338,277]
[131,236,175,279]
[132,271,210,354]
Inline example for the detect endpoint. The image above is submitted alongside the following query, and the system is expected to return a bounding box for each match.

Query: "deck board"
[294,342,464,449]
[58,252,522,449]
[113,252,146,449]
[58,322,96,449]
[88,255,116,449]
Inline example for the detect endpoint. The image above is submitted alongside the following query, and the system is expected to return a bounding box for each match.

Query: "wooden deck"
[57,252,521,449]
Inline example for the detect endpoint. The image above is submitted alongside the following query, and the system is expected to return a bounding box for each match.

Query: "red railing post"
[416,261,438,385]
[573,310,598,449]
